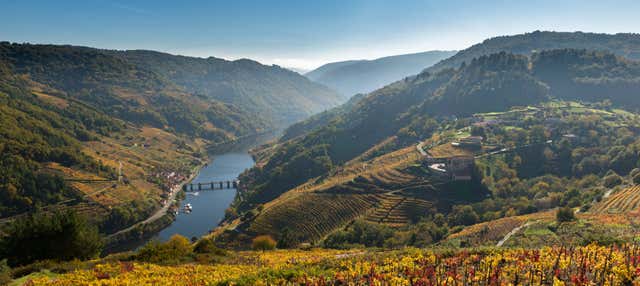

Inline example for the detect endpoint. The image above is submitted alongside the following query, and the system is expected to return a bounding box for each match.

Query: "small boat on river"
[183,203,193,213]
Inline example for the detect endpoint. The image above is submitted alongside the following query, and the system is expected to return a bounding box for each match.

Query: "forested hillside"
[0,43,267,142]
[224,49,640,247]
[306,50,456,97]
[0,58,116,216]
[0,48,214,243]
[110,50,343,127]
[426,31,640,73]
[0,41,336,247]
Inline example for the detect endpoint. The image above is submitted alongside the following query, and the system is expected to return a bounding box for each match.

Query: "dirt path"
[496,221,532,247]
[416,142,428,156]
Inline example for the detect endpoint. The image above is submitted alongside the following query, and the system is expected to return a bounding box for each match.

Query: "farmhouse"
[425,155,475,181]
[451,136,483,149]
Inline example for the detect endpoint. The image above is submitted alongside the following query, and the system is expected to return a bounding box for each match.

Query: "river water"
[154,152,255,241]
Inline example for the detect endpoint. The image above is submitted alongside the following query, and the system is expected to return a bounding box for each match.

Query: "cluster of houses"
[152,171,188,194]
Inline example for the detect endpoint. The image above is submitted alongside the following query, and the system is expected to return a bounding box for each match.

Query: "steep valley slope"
[220,44,640,248]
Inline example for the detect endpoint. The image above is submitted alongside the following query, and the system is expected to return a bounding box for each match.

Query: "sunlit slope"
[0,54,205,232]
[240,48,640,215]
[238,137,483,243]
[446,208,640,248]
[590,185,640,214]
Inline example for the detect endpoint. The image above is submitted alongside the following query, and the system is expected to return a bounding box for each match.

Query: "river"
[106,130,278,253]
[154,152,255,241]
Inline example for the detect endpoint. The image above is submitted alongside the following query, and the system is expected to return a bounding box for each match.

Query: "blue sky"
[1,0,639,70]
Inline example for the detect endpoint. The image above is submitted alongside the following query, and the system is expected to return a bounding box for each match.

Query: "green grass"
[10,270,57,286]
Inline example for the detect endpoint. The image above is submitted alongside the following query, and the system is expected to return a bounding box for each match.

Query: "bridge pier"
[211,182,214,190]
[219,182,223,189]
[233,181,238,188]
[190,184,194,191]
[227,181,231,188]
[198,183,202,191]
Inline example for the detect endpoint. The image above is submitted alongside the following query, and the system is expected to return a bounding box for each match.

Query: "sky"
[1,0,639,70]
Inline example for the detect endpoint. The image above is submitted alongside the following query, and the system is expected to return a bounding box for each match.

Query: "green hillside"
[224,49,640,247]
[241,49,640,207]
[110,50,343,127]
[0,58,115,216]
[0,43,268,142]
[426,31,640,72]
[0,49,214,239]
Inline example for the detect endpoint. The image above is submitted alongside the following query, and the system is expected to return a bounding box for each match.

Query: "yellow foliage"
[24,245,640,285]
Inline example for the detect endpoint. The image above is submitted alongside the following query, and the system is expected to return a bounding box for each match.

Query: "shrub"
[137,235,193,263]
[556,207,576,223]
[165,235,192,256]
[194,238,226,255]
[0,259,11,285]
[252,235,276,251]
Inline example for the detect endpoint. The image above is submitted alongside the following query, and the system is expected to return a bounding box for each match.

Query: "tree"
[252,235,276,251]
[603,173,623,188]
[0,260,10,285]
[277,227,298,249]
[0,210,103,266]
[556,207,576,223]
[194,237,226,255]
[448,205,479,226]
[165,235,192,257]
[137,235,193,263]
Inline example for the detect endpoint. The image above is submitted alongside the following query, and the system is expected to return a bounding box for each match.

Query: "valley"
[3,22,640,284]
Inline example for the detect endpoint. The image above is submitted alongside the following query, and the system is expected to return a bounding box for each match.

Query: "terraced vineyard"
[590,185,640,214]
[364,193,434,226]
[231,132,494,244]
[359,168,416,189]
[248,193,383,241]
[237,143,444,241]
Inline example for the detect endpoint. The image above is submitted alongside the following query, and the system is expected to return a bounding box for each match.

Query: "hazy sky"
[1,0,639,70]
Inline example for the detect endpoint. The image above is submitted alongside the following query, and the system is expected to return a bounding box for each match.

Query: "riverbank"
[104,131,278,253]
[154,152,255,241]
[103,159,208,253]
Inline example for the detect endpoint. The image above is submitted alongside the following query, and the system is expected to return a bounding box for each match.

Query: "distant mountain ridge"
[305,50,457,97]
[0,42,262,142]
[108,50,343,127]
[426,31,640,73]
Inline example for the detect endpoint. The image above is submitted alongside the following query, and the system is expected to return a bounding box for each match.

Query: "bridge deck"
[183,180,240,191]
